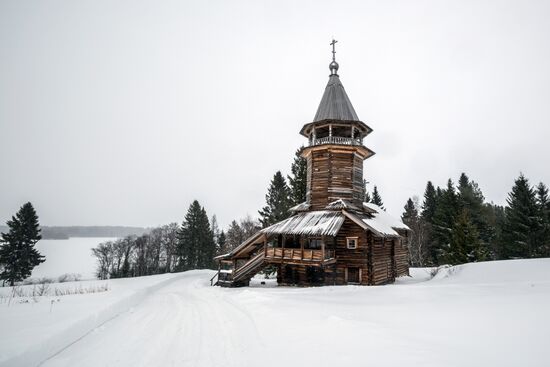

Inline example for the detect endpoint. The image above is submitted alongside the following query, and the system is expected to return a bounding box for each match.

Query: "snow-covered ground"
[31,237,115,280]
[1,259,549,367]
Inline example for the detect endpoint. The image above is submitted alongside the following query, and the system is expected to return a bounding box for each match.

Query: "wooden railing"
[265,248,335,262]
[210,271,219,286]
[310,136,362,146]
[232,252,265,281]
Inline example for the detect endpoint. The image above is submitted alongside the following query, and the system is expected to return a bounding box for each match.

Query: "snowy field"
[0,259,549,367]
[31,237,116,280]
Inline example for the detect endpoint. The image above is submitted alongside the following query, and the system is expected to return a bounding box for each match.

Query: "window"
[308,238,323,249]
[347,237,358,249]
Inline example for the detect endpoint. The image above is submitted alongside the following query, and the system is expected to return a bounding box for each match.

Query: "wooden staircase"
[213,252,266,287]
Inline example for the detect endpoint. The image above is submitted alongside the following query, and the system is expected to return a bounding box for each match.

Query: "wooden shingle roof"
[313,75,359,123]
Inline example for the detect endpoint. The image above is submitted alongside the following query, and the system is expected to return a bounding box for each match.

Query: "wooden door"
[347,267,360,284]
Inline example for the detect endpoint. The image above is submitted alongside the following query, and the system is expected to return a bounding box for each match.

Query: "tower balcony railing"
[309,136,363,146]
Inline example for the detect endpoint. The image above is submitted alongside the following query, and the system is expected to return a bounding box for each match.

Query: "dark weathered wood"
[304,145,369,211]
[214,70,410,287]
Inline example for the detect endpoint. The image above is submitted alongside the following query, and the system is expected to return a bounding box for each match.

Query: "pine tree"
[258,171,292,228]
[501,174,540,259]
[288,147,307,205]
[176,200,216,270]
[371,186,384,210]
[0,202,45,286]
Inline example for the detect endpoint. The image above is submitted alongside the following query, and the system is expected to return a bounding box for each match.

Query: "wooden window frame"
[346,237,358,249]
[307,237,324,249]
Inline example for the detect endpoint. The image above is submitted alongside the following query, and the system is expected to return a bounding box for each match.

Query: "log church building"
[214,41,410,287]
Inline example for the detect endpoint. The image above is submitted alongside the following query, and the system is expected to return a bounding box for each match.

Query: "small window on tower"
[347,237,358,249]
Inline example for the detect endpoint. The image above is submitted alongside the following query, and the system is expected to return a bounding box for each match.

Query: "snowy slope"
[1,259,549,367]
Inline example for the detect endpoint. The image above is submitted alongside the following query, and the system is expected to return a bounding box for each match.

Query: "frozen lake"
[31,237,117,280]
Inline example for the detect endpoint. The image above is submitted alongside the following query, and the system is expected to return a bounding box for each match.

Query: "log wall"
[332,218,369,285]
[395,230,409,277]
[306,146,365,210]
[274,222,410,287]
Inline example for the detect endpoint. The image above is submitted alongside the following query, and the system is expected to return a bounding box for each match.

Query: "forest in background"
[90,147,550,279]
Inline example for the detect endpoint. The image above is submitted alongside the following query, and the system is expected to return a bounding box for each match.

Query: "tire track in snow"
[39,272,265,367]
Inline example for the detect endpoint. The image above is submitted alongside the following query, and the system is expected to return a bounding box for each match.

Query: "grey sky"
[1,0,550,228]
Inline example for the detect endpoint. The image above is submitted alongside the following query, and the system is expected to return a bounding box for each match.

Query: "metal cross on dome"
[330,39,338,61]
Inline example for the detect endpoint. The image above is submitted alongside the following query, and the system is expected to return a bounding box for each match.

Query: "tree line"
[93,146,550,279]
[401,173,550,266]
[91,147,308,280]
[91,200,265,280]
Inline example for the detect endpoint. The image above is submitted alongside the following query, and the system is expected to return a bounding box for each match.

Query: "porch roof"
[263,210,345,237]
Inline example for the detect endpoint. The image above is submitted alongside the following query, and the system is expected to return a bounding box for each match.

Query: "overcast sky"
[1,0,550,229]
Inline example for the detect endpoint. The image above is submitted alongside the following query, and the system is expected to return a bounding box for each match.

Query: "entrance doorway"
[346,267,360,284]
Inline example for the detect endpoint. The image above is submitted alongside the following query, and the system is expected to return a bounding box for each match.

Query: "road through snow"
[39,271,263,367]
[7,259,549,367]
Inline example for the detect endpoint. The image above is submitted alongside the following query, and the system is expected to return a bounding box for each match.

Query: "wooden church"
[213,41,410,287]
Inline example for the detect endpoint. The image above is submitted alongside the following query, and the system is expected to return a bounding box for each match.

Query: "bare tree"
[91,241,114,279]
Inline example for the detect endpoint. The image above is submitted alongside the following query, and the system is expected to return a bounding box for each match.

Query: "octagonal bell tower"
[300,40,375,210]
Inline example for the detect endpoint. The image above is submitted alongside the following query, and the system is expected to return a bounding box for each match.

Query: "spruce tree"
[420,181,438,265]
[502,174,540,259]
[176,200,216,270]
[402,198,418,222]
[485,203,506,259]
[258,171,292,228]
[217,231,227,256]
[432,179,459,263]
[421,181,437,224]
[456,173,490,259]
[0,202,45,285]
[288,147,307,205]
[535,182,550,257]
[445,209,486,265]
[371,186,384,210]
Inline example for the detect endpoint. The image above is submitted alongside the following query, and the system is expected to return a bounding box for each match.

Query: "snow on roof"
[289,202,310,212]
[263,211,345,237]
[325,199,360,211]
[361,202,410,237]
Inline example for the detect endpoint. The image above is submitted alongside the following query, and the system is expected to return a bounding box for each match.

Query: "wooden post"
[321,236,325,260]
[282,235,286,259]
[300,235,304,260]
[329,124,333,143]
